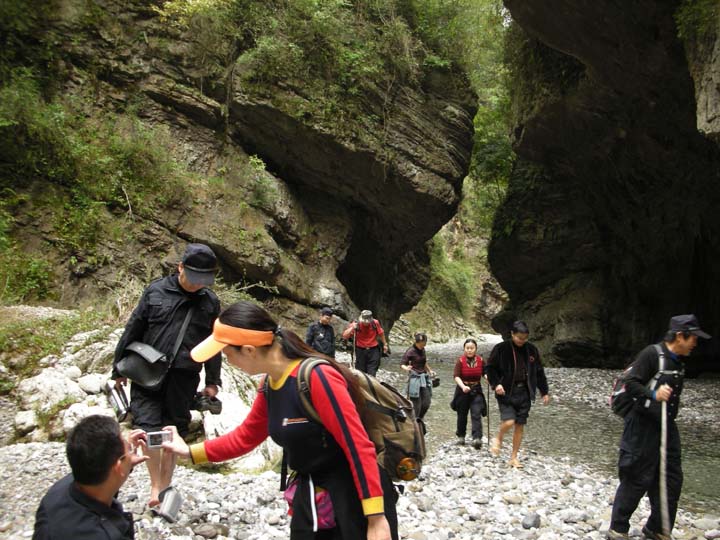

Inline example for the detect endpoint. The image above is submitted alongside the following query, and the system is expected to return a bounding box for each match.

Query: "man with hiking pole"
[607,314,710,540]
[342,310,388,376]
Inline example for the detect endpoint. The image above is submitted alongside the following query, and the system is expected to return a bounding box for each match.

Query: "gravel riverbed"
[1,342,718,540]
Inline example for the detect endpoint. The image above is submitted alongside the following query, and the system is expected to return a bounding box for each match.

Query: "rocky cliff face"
[489,1,720,367]
[11,0,476,330]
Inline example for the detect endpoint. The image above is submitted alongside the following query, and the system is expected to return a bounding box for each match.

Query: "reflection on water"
[386,352,719,514]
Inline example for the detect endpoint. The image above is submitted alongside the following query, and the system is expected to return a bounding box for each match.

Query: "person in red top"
[451,338,487,449]
[159,301,397,540]
[341,310,388,377]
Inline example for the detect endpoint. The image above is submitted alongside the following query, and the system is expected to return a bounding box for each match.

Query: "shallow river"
[384,338,720,514]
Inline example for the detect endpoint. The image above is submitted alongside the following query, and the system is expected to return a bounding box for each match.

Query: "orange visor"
[191,319,275,362]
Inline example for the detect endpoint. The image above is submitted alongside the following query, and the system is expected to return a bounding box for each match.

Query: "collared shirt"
[34,474,133,540]
[401,345,428,373]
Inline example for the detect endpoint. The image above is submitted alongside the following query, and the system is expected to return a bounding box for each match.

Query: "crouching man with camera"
[33,415,149,540]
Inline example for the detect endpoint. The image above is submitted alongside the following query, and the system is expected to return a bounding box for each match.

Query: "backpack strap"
[296,357,330,424]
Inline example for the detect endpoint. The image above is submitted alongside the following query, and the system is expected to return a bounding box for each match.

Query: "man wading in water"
[486,321,550,468]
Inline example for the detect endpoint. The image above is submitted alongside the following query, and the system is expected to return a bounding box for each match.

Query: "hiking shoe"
[490,438,501,456]
[605,529,629,540]
[642,526,673,540]
[472,438,482,449]
[456,436,465,445]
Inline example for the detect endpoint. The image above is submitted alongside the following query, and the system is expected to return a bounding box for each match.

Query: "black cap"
[668,314,711,339]
[320,307,333,316]
[511,320,529,334]
[414,332,427,343]
[181,243,217,286]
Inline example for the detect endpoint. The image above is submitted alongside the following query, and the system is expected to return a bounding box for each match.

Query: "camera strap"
[168,306,195,367]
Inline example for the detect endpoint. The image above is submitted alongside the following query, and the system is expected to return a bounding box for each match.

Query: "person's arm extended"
[187,390,269,463]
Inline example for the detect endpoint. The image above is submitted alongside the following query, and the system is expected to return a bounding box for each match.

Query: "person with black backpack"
[606,314,711,540]
[160,301,398,540]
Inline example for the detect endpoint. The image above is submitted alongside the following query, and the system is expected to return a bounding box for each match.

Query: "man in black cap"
[112,243,222,509]
[607,314,711,540]
[305,307,336,358]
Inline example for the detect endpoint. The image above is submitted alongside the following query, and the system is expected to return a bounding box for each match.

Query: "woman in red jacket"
[161,301,396,540]
[451,338,487,449]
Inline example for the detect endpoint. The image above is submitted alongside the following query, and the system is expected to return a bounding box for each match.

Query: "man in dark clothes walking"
[112,243,222,508]
[305,306,336,358]
[486,320,550,468]
[607,314,711,540]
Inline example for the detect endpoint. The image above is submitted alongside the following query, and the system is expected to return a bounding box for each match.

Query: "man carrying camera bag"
[112,243,222,510]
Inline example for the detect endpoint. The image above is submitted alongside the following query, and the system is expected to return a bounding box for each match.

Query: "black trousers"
[610,412,683,534]
[290,463,398,540]
[455,390,485,439]
[409,386,432,421]
[355,346,380,377]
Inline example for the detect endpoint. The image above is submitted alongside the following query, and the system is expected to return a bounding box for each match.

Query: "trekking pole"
[351,325,356,370]
[486,377,491,452]
[660,399,670,537]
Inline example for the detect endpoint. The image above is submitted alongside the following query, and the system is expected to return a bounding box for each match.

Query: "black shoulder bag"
[117,306,195,392]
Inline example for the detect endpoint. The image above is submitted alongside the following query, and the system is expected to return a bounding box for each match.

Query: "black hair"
[511,321,529,334]
[66,415,124,486]
[463,338,478,348]
[219,301,362,404]
[664,330,691,342]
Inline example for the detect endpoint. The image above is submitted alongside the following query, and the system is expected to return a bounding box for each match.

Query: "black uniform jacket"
[112,274,221,385]
[486,340,548,400]
[624,342,685,422]
[33,475,134,540]
[305,321,336,357]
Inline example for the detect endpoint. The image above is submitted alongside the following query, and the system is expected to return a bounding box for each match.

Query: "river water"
[384,338,720,514]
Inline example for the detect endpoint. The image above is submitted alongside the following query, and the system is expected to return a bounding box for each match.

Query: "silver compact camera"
[146,430,172,448]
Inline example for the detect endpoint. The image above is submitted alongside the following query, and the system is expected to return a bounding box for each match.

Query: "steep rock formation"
[490,1,720,367]
[11,0,476,328]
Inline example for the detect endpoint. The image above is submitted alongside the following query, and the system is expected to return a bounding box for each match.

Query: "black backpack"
[609,344,682,417]
[297,358,426,481]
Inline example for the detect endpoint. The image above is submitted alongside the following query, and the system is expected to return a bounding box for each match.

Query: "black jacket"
[624,342,685,422]
[112,275,221,386]
[486,340,548,400]
[305,321,336,357]
[33,475,133,540]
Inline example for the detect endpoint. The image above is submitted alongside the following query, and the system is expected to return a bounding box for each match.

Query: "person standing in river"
[400,332,434,422]
[607,314,711,540]
[451,338,487,449]
[486,320,549,468]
